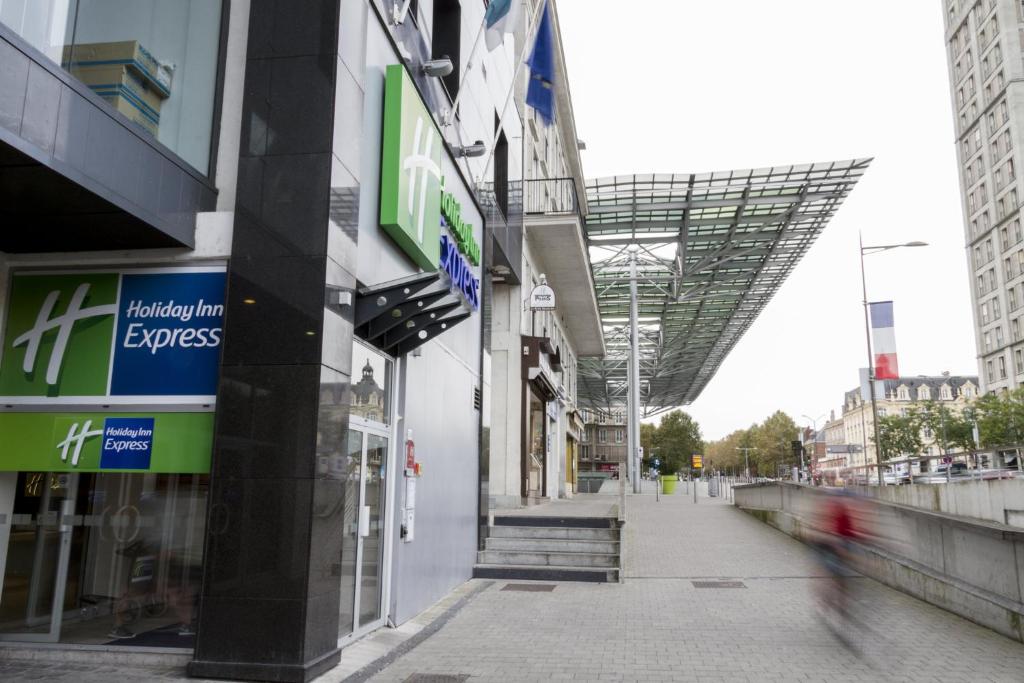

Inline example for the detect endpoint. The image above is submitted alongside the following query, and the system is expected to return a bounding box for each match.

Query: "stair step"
[478,549,619,568]
[473,563,618,584]
[485,537,619,554]
[493,515,616,529]
[488,526,619,541]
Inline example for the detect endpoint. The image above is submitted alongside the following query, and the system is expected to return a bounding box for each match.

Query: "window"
[987,360,995,381]
[599,429,607,443]
[1016,348,1024,374]
[493,112,509,219]
[940,384,952,400]
[0,0,224,174]
[999,355,1008,378]
[997,325,1004,346]
[994,296,1002,318]
[431,0,462,102]
[1010,287,1018,309]
[923,427,934,439]
[898,386,910,400]
[615,429,623,443]
[986,238,994,260]
[1015,317,1021,340]
[982,302,990,323]
[984,331,992,351]
[918,385,931,400]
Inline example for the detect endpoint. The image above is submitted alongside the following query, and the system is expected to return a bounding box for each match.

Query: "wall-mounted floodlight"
[454,141,486,158]
[421,58,453,78]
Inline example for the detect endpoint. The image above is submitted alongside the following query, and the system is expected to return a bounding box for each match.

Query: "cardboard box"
[67,63,163,136]
[63,40,172,98]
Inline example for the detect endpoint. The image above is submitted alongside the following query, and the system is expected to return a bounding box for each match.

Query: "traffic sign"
[692,454,703,468]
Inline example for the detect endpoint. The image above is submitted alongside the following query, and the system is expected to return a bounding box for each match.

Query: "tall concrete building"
[942,0,1024,391]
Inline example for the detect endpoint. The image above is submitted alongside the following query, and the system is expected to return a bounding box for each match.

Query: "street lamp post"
[859,233,928,487]
[735,446,757,482]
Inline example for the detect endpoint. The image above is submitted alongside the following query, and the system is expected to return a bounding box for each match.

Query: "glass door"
[339,343,394,641]
[354,431,388,631]
[0,472,78,642]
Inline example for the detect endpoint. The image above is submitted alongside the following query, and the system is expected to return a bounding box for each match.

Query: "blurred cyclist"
[813,490,871,655]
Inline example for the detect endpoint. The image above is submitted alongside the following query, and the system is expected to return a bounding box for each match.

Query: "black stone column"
[189,1,351,680]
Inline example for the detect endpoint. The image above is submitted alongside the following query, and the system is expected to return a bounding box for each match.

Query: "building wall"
[840,377,979,468]
[487,0,589,507]
[943,0,1024,392]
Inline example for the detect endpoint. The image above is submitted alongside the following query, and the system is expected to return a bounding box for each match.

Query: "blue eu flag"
[526,0,555,126]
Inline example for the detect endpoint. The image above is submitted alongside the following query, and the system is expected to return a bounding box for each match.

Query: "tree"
[973,387,1024,448]
[650,410,703,475]
[913,401,974,454]
[875,413,922,461]
[640,422,657,468]
[751,411,799,477]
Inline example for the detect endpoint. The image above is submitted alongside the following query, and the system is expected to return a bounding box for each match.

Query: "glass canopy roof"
[577,159,872,417]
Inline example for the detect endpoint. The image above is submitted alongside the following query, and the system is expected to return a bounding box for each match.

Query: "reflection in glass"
[0,0,223,173]
[359,435,387,626]
[350,348,391,425]
[337,429,362,638]
[0,471,207,645]
[528,393,545,496]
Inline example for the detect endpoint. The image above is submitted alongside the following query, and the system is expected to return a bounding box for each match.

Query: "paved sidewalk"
[4,489,1024,681]
[366,489,1024,682]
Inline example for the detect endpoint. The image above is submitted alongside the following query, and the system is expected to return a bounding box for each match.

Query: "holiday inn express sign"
[0,266,225,473]
[379,64,480,310]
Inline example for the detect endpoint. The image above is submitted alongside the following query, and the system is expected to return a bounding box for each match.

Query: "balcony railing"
[525,178,583,218]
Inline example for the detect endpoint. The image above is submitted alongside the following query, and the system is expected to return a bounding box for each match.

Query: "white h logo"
[56,420,104,467]
[402,117,441,244]
[12,283,117,385]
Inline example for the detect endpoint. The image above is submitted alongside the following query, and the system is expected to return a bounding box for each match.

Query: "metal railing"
[525,178,583,217]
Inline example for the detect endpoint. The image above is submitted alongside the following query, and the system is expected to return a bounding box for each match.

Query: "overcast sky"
[557,0,977,440]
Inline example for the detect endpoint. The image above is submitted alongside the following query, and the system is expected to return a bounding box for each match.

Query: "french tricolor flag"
[870,301,899,380]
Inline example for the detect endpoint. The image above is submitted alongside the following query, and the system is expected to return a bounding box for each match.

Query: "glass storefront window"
[0,0,222,173]
[0,471,207,646]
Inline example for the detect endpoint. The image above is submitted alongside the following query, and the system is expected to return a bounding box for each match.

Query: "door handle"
[359,506,370,537]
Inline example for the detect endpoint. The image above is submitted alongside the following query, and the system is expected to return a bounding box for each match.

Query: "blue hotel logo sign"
[99,417,155,469]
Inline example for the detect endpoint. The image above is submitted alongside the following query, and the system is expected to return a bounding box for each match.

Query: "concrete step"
[477,549,619,568]
[487,525,619,541]
[493,515,616,529]
[472,563,618,583]
[485,537,619,554]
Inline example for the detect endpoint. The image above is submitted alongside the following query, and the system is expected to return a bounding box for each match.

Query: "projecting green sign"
[379,64,443,271]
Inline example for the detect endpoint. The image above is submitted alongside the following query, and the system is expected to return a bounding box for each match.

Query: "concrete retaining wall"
[734,482,1024,643]
[849,479,1024,528]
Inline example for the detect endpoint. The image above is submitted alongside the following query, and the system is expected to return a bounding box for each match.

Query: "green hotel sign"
[380,64,443,270]
[0,412,213,473]
[379,64,480,270]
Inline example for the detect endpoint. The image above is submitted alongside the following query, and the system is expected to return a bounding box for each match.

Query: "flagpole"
[478,0,546,181]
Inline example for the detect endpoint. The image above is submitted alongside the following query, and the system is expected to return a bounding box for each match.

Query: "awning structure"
[578,159,871,417]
